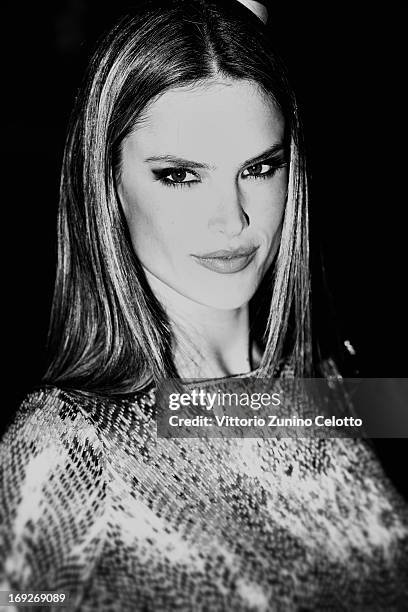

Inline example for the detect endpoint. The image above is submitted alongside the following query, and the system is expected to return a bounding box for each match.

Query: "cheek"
[122,184,198,260]
[250,174,287,236]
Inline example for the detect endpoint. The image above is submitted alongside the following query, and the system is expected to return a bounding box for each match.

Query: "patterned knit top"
[1,371,407,611]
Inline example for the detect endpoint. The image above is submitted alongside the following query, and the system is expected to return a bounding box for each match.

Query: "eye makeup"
[151,168,201,188]
[151,154,287,189]
[241,155,287,181]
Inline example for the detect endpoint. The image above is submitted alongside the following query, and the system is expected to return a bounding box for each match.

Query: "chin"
[193,286,257,311]
[181,270,262,310]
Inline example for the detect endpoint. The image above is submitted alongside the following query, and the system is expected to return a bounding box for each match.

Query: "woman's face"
[118,78,287,310]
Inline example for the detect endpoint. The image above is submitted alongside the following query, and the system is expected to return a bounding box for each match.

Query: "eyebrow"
[144,142,286,171]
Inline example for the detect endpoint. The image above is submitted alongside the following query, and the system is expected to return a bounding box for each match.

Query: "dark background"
[4,2,407,497]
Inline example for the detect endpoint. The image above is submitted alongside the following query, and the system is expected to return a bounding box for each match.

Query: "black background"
[4,2,407,497]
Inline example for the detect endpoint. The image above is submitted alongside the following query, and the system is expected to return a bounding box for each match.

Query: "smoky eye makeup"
[149,147,288,189]
[241,155,287,180]
[151,167,201,188]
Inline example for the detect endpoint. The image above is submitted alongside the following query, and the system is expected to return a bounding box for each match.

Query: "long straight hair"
[43,0,312,394]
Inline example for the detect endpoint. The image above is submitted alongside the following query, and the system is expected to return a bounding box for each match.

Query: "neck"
[144,269,261,379]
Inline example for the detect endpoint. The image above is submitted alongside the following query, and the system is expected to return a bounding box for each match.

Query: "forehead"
[127,79,285,163]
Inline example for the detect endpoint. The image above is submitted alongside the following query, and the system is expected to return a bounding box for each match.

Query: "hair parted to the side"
[43,0,312,395]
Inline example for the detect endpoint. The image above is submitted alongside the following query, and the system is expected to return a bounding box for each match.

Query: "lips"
[191,246,259,274]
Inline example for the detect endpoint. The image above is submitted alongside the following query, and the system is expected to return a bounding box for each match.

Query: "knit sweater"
[1,373,407,611]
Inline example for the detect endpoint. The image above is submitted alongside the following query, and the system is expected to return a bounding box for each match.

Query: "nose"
[207,183,249,238]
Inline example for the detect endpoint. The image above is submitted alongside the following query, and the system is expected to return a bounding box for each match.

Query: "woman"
[1,0,407,610]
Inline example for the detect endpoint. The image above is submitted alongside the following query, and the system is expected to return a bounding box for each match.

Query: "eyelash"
[153,158,286,189]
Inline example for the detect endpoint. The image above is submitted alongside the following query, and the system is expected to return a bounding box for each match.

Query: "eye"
[241,162,276,179]
[156,168,201,188]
